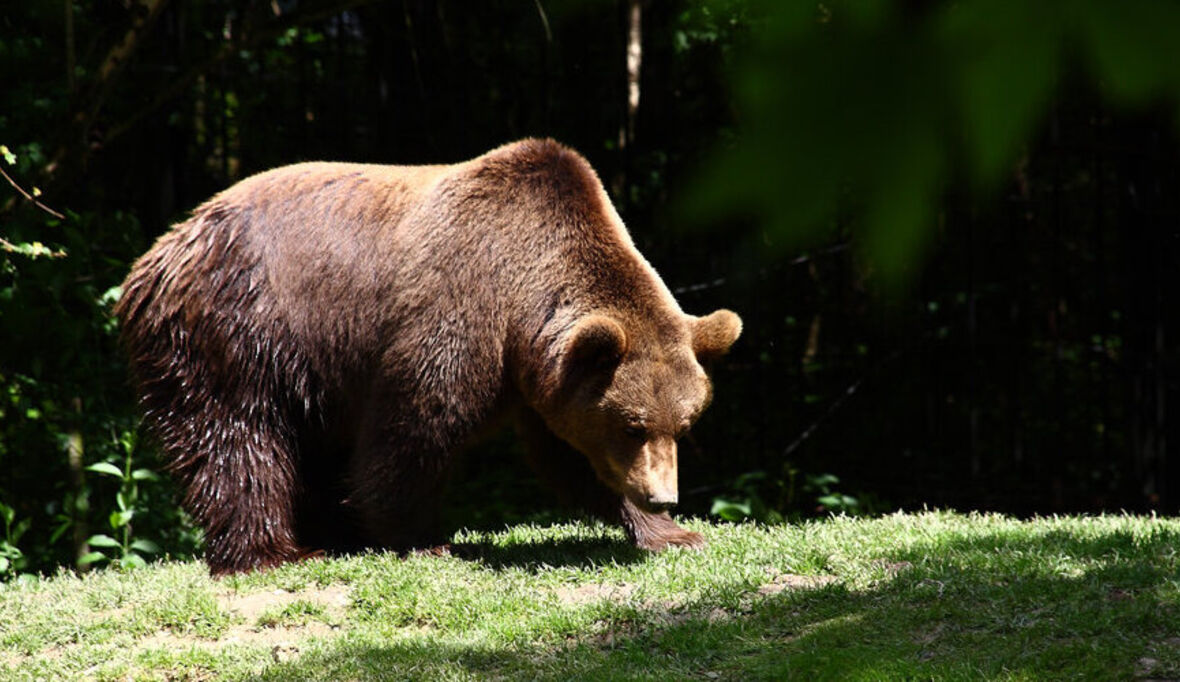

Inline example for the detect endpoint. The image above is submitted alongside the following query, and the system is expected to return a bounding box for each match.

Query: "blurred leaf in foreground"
[688,0,1180,288]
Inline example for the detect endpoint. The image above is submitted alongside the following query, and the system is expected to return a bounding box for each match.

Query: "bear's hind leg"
[169,409,304,575]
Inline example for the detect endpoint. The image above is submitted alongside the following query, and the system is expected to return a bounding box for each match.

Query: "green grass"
[2,512,1179,680]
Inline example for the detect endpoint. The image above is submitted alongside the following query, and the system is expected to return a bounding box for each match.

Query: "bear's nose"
[646,492,678,512]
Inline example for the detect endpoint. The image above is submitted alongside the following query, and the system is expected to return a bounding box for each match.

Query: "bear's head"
[544,309,742,512]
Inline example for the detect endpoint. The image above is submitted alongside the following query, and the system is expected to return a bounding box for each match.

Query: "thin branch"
[0,236,68,258]
[532,0,552,43]
[782,375,865,458]
[0,165,65,219]
[624,0,641,147]
[76,0,171,142]
[788,242,849,266]
[42,0,170,184]
[782,350,902,458]
[673,277,728,295]
[671,243,851,296]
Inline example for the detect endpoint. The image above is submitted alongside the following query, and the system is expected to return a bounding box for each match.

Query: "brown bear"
[116,138,741,575]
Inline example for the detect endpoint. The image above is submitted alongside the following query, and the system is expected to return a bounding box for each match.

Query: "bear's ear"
[692,309,742,363]
[565,315,628,373]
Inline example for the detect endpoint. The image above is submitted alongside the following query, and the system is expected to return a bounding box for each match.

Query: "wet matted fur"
[117,139,741,575]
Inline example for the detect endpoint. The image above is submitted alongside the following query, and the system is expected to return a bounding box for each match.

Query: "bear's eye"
[624,422,647,440]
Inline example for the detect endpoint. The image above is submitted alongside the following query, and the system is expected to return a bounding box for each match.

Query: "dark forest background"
[2,0,1179,576]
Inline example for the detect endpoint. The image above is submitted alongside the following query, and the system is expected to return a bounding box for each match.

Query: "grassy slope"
[2,512,1179,681]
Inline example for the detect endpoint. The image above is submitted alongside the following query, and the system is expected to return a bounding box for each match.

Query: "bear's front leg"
[619,496,705,551]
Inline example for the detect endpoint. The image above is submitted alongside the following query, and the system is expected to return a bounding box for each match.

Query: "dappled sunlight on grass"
[2,512,1178,679]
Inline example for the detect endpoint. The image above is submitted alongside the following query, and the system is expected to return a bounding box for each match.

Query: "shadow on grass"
[449,534,646,572]
[257,520,1180,680]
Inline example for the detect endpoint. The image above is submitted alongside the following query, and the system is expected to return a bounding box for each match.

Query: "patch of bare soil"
[219,584,351,624]
[553,582,637,606]
[870,559,915,576]
[757,572,839,596]
[135,584,352,664]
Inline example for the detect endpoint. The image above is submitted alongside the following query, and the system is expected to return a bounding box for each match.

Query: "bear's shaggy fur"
[117,139,741,574]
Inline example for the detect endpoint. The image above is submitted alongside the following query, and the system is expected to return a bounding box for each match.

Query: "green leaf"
[118,429,137,455]
[12,518,30,543]
[710,498,753,522]
[110,509,133,530]
[130,539,160,554]
[121,552,148,569]
[941,2,1059,186]
[0,145,15,165]
[818,493,859,511]
[87,533,120,548]
[0,557,9,573]
[48,518,72,545]
[86,462,124,479]
[861,127,942,288]
[98,285,123,307]
[131,468,159,482]
[78,551,108,566]
[1076,0,1180,104]
[808,474,840,488]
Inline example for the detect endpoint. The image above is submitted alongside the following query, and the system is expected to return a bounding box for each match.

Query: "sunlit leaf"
[86,462,124,478]
[121,552,148,569]
[86,534,120,549]
[77,551,108,566]
[710,497,753,521]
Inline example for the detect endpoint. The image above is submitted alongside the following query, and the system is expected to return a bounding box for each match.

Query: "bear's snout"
[620,438,680,513]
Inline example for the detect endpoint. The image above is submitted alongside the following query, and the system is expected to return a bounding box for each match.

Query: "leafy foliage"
[0,500,31,580]
[710,469,866,522]
[79,431,162,570]
[1,140,194,575]
[693,0,1180,284]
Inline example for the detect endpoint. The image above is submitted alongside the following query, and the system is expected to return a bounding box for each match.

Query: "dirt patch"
[871,560,914,576]
[553,582,637,606]
[219,584,351,625]
[757,573,839,596]
[136,619,337,653]
[130,585,352,664]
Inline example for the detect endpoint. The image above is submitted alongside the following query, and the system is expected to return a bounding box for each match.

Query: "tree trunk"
[612,0,641,199]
